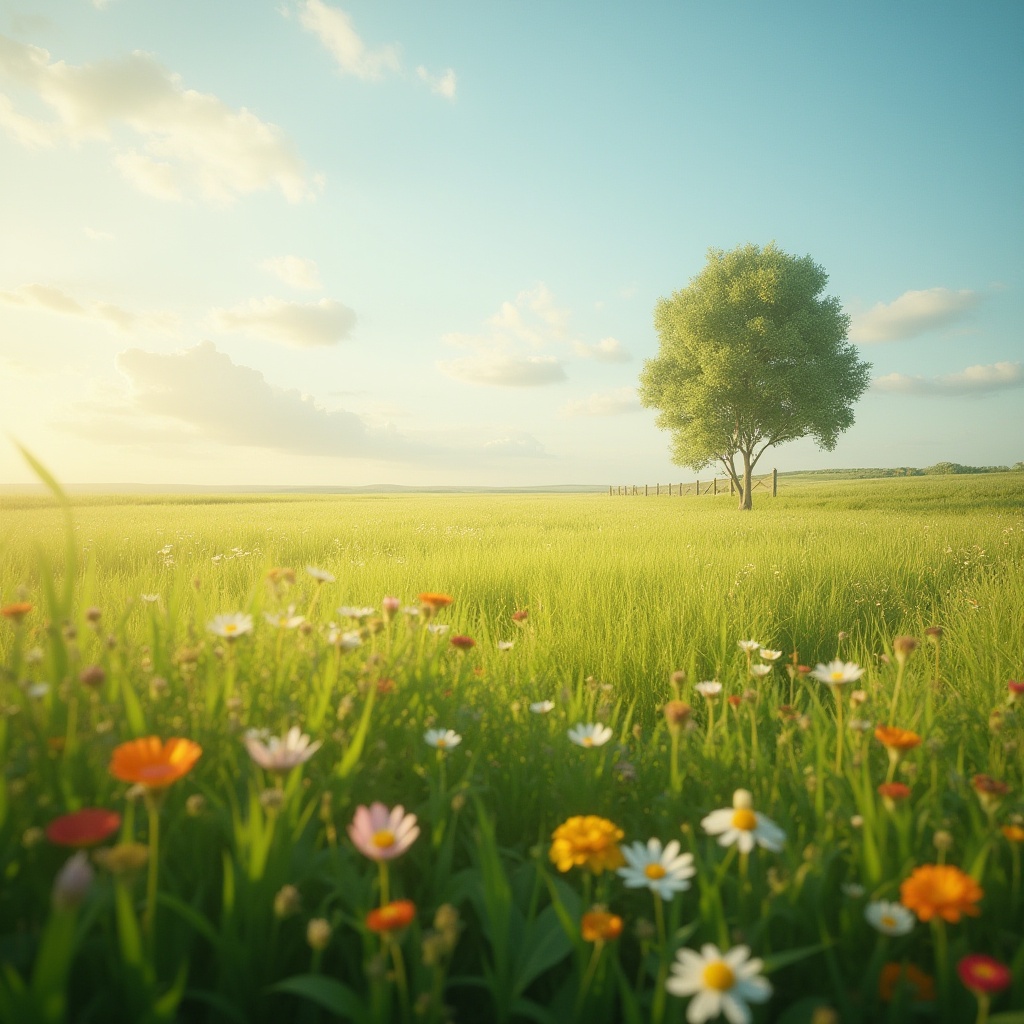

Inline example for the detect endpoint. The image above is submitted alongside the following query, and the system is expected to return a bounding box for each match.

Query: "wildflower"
[737,640,761,653]
[663,700,691,733]
[581,908,623,942]
[207,613,253,640]
[1,601,32,622]
[426,623,449,635]
[244,726,322,773]
[22,827,45,848]
[749,664,773,678]
[848,718,873,733]
[367,899,416,933]
[274,884,302,919]
[418,593,453,618]
[694,681,721,699]
[850,689,868,706]
[46,809,121,848]
[52,851,94,911]
[263,609,305,629]
[449,634,476,650]
[109,736,202,788]
[28,683,51,699]
[186,794,206,817]
[92,842,149,877]
[306,566,335,583]
[424,728,462,750]
[728,695,742,709]
[933,830,954,853]
[1001,824,1024,843]
[865,901,915,936]
[878,962,935,1003]
[497,640,515,651]
[260,788,286,812]
[900,864,983,923]
[957,954,1012,996]
[567,723,613,748]
[549,815,626,874]
[511,608,528,623]
[971,774,1009,814]
[328,627,362,649]
[79,665,106,689]
[617,838,696,900]
[701,789,786,854]
[140,593,160,603]
[665,943,772,1022]
[877,782,912,810]
[810,660,866,685]
[892,636,918,665]
[1008,680,1024,702]
[266,567,296,586]
[759,648,783,661]
[348,803,420,861]
[306,918,332,950]
[875,726,921,772]
[841,882,865,899]
[530,700,554,714]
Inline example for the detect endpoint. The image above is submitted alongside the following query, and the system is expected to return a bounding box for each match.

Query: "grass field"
[1,474,1022,1023]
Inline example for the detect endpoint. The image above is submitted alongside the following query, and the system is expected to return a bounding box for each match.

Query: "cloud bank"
[850,287,981,343]
[0,283,175,332]
[0,35,315,203]
[211,297,356,348]
[873,361,1023,396]
[561,387,642,417]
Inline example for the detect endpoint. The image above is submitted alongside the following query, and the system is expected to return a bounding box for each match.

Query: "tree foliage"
[639,242,872,509]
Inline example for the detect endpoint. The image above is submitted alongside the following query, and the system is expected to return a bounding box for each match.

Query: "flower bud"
[52,851,93,911]
[274,884,302,919]
[306,917,331,950]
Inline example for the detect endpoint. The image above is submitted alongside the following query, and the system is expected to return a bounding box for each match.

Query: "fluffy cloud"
[416,66,457,100]
[560,387,642,417]
[211,297,355,348]
[850,288,981,343]
[261,256,323,291]
[572,336,630,362]
[0,283,175,332]
[872,361,1023,396]
[295,0,401,80]
[0,34,314,203]
[70,342,424,459]
[441,352,566,387]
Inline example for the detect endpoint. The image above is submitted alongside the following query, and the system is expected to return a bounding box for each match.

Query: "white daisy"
[864,900,915,936]
[749,664,772,678]
[737,640,761,653]
[306,566,335,583]
[244,726,322,774]
[617,838,696,900]
[665,942,772,1023]
[264,607,305,629]
[207,612,254,640]
[701,789,786,854]
[327,627,362,650]
[497,640,515,651]
[424,728,462,750]
[758,649,783,661]
[140,593,160,603]
[841,882,866,899]
[427,623,450,635]
[337,606,376,619]
[530,700,555,714]
[567,722,613,748]
[809,660,865,685]
[695,681,722,700]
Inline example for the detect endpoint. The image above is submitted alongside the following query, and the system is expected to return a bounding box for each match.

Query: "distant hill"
[781,462,1023,481]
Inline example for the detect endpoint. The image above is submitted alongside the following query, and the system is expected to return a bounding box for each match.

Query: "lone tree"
[639,242,871,510]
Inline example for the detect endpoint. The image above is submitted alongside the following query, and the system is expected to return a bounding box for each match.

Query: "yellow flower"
[549,815,626,874]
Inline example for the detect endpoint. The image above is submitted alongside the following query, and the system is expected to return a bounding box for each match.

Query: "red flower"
[511,608,529,622]
[1007,680,1024,701]
[449,635,476,651]
[46,808,122,847]
[366,899,416,933]
[957,954,1011,995]
[1,602,32,622]
[877,782,912,802]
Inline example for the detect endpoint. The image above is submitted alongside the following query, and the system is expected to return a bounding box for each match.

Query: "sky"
[0,0,1021,488]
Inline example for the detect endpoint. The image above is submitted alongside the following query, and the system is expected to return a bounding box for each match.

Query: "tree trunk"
[739,450,753,510]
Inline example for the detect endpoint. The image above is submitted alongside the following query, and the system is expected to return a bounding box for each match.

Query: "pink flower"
[348,802,419,861]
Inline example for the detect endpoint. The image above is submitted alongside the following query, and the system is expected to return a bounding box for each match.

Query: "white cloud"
[850,287,981,343]
[67,342,425,460]
[211,297,355,348]
[416,66,456,100]
[482,433,550,458]
[295,0,401,80]
[261,255,323,291]
[0,283,176,332]
[572,336,631,362]
[0,34,315,204]
[560,387,642,417]
[441,352,566,387]
[872,361,1023,396]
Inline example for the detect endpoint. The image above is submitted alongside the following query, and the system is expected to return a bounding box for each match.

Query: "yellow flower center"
[372,829,395,848]
[644,864,667,880]
[436,738,447,748]
[731,808,757,831]
[881,915,896,929]
[702,961,735,991]
[224,624,237,634]
[830,671,844,682]
[582,737,593,747]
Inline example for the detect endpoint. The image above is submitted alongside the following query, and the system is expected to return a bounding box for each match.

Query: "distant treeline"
[792,462,1024,478]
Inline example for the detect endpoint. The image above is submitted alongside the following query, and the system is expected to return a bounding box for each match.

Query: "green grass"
[1,476,1022,1023]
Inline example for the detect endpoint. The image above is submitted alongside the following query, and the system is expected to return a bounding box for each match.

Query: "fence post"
[645,484,648,496]
[713,478,717,496]
[772,468,778,497]
[695,479,699,496]
[656,483,660,496]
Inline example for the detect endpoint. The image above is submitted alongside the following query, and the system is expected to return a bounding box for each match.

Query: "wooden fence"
[609,469,777,498]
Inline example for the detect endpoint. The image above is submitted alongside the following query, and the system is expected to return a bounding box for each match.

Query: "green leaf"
[156,894,221,949]
[761,941,829,974]
[989,1015,1024,1024]
[181,989,250,1024]
[269,975,365,1019]
[513,904,573,995]
[336,686,376,779]
[509,997,559,1024]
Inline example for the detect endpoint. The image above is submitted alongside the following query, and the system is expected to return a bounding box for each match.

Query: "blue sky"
[0,0,1021,486]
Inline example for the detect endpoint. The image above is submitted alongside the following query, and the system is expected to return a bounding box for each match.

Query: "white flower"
[402,606,421,617]
[497,640,515,651]
[426,623,450,634]
[208,612,254,639]
[701,789,786,854]
[665,942,772,1023]
[52,851,94,911]
[617,839,696,900]
[337,606,376,619]
[140,593,160,603]
[841,882,866,899]
[758,649,783,661]
[530,700,555,714]
[244,726,322,773]
[848,718,873,733]
[306,566,335,583]
[567,722,613,748]
[424,728,462,750]
[28,682,51,699]
[264,606,305,629]
[695,681,722,699]
[737,640,761,653]
[809,660,865,685]
[864,900,915,936]
[749,664,772,678]
[328,627,362,649]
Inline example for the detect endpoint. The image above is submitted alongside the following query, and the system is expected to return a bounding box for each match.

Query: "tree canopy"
[639,242,872,509]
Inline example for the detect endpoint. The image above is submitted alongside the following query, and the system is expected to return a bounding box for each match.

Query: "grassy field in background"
[1,473,1022,1023]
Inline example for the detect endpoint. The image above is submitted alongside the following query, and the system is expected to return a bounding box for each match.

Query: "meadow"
[1,473,1022,1023]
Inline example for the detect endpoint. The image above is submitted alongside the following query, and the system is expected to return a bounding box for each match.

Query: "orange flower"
[1,601,32,622]
[366,899,416,933]
[46,808,122,847]
[874,726,922,751]
[878,962,935,1003]
[878,782,912,807]
[900,864,983,923]
[109,736,202,788]
[1001,824,1024,844]
[581,909,623,942]
[418,593,453,609]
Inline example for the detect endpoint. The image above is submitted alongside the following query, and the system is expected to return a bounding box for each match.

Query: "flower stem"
[144,796,161,945]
